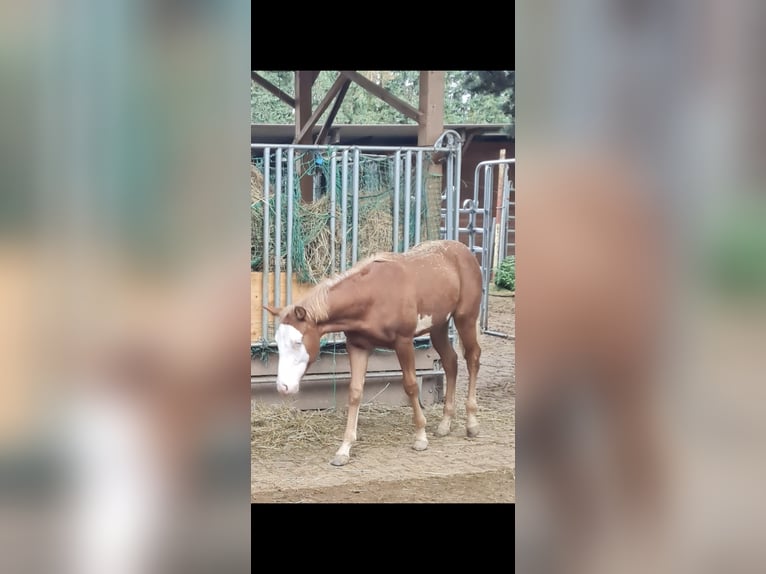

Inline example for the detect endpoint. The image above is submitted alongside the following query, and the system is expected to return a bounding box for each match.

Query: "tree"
[251,71,294,124]
[462,71,515,118]
[250,71,514,127]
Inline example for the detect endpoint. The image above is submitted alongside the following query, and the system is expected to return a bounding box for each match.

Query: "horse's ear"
[294,306,306,321]
[263,305,281,317]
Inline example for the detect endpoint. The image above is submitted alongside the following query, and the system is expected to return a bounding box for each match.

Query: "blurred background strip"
[0,1,251,573]
[517,1,766,573]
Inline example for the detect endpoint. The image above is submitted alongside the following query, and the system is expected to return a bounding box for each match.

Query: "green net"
[251,148,441,285]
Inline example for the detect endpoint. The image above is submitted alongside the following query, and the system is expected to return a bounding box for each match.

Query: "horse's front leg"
[330,343,370,466]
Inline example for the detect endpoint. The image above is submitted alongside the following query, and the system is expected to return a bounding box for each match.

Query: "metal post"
[498,172,510,262]
[445,151,454,241]
[330,152,337,275]
[286,147,294,305]
[393,151,401,252]
[341,149,349,272]
[481,165,494,331]
[482,218,496,332]
[274,148,282,310]
[415,150,423,245]
[466,199,476,253]
[352,148,360,264]
[261,148,271,341]
[483,164,494,278]
[403,151,412,251]
[454,142,462,243]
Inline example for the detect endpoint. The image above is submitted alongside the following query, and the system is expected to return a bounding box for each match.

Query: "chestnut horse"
[264,239,483,466]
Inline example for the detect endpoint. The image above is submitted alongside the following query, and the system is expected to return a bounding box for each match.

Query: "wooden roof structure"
[250,71,447,148]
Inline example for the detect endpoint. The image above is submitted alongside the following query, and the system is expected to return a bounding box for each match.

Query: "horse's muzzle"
[277,380,298,395]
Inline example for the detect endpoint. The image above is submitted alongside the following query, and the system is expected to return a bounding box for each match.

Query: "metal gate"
[251,135,515,344]
[250,131,466,408]
[251,130,463,346]
[450,158,516,339]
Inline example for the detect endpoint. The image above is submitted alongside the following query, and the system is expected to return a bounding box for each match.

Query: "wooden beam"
[315,79,351,145]
[251,72,295,108]
[417,71,445,146]
[418,71,445,241]
[294,72,314,201]
[294,74,348,145]
[305,70,319,88]
[341,71,422,122]
[295,71,314,145]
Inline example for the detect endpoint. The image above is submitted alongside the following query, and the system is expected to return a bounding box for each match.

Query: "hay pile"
[299,192,394,283]
[251,397,508,453]
[251,402,428,453]
[251,163,396,283]
[251,403,340,449]
[250,164,264,204]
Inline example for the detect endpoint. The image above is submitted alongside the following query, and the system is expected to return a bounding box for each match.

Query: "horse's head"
[264,305,321,395]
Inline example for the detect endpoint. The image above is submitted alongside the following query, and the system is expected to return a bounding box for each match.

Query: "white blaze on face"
[275,324,309,395]
[415,314,433,334]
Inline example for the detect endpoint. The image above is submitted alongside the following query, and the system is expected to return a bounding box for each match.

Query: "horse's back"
[409,240,482,287]
[367,240,481,326]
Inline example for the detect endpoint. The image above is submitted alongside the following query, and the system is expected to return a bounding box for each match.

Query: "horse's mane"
[292,252,398,322]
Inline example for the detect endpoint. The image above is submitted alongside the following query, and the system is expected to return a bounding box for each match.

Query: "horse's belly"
[345,329,397,350]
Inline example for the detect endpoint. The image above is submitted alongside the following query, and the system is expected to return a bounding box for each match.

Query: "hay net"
[251,148,441,285]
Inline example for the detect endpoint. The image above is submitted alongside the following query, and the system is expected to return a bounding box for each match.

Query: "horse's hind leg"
[429,322,458,437]
[455,315,481,437]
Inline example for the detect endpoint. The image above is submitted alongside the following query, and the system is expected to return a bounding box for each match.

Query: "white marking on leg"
[336,441,352,458]
[436,416,452,437]
[350,408,359,441]
[413,424,429,451]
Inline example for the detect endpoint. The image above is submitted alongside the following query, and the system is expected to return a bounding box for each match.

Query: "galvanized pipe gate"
[440,157,515,338]
[252,130,463,346]
[251,132,514,346]
[467,158,515,339]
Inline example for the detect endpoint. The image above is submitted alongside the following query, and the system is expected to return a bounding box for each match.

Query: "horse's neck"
[318,275,369,335]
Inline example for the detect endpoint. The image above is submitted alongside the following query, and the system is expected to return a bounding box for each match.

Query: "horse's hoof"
[466,425,480,438]
[330,454,350,466]
[435,420,451,437]
[412,439,429,451]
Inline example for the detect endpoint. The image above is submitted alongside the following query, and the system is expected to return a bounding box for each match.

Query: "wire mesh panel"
[250,137,461,345]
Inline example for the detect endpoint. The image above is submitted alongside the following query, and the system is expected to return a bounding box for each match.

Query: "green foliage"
[705,199,766,298]
[251,71,294,124]
[251,71,514,126]
[494,256,515,291]
[463,71,515,117]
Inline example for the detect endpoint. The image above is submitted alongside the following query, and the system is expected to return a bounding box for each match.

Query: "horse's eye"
[292,340,302,349]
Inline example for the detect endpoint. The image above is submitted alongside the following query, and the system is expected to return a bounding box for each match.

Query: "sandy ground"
[251,292,515,503]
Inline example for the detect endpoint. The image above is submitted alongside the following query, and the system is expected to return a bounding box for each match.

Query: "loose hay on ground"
[252,402,431,452]
[251,396,510,454]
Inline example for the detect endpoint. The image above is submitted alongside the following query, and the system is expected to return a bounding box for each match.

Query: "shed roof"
[251,123,512,146]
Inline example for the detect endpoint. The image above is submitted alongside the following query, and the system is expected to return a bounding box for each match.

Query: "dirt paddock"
[251,293,515,503]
